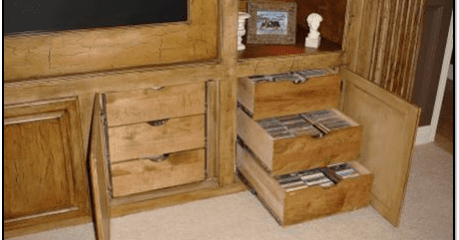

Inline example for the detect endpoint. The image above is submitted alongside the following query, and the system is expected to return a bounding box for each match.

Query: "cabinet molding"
[4,97,90,238]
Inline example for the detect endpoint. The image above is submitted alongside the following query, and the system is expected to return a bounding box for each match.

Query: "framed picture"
[246,1,297,45]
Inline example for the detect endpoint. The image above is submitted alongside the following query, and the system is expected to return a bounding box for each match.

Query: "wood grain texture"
[4,0,218,81]
[237,108,361,176]
[340,67,420,227]
[272,125,361,176]
[237,144,372,226]
[206,81,219,179]
[4,97,90,237]
[4,113,74,220]
[283,161,372,225]
[238,74,341,120]
[349,0,427,100]
[89,94,111,240]
[237,51,342,77]
[111,149,206,197]
[108,115,205,163]
[105,83,205,127]
[236,143,285,221]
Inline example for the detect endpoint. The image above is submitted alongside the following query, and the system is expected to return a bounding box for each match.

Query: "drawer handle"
[149,86,165,91]
[146,154,170,162]
[147,118,169,126]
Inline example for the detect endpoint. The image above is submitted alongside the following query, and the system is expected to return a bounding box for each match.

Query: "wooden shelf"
[238,25,342,60]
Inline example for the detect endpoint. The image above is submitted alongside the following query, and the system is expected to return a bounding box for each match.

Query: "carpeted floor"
[11,143,454,240]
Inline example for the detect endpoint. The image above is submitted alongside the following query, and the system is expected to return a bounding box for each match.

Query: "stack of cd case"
[256,109,353,139]
[275,163,360,191]
[248,69,328,84]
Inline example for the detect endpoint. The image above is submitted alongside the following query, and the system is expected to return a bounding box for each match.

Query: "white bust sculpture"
[305,13,323,48]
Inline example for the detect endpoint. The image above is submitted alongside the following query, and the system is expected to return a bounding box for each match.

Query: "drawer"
[237,108,361,176]
[238,70,341,120]
[236,143,372,226]
[111,148,206,197]
[108,115,205,163]
[105,83,206,127]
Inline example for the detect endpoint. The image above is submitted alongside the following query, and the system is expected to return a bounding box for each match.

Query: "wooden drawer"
[105,83,206,127]
[237,70,341,120]
[236,143,372,226]
[108,115,205,163]
[111,149,206,197]
[237,108,361,176]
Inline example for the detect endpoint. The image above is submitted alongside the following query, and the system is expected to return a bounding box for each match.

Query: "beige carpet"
[11,143,454,240]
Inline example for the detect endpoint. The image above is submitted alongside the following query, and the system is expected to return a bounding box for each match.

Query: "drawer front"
[111,149,206,197]
[238,74,341,120]
[108,115,205,163]
[237,108,361,176]
[237,143,372,226]
[105,83,205,127]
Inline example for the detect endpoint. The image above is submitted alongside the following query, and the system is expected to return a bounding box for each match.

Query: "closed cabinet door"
[4,97,90,238]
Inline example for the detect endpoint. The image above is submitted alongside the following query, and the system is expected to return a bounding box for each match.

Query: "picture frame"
[246,1,297,45]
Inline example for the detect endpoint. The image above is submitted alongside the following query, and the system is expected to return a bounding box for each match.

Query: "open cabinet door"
[340,68,420,227]
[89,93,111,240]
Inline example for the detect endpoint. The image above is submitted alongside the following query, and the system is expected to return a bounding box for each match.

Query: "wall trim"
[415,13,453,145]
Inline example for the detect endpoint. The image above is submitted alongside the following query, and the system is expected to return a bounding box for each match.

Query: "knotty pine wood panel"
[4,0,218,81]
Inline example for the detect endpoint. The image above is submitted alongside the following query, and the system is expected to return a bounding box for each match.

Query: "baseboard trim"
[416,125,434,145]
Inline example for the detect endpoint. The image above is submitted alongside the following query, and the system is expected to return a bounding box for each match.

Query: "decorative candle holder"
[238,12,251,51]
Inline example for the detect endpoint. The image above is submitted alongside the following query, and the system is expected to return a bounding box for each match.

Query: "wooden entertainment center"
[4,0,425,239]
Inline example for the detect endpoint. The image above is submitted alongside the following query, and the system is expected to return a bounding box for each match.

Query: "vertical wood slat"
[405,0,426,100]
[364,0,426,101]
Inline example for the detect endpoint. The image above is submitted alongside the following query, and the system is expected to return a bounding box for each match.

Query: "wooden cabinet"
[4,97,90,238]
[235,67,420,227]
[3,0,425,239]
[89,81,219,239]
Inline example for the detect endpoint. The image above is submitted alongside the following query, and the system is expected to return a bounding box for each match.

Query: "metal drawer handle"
[145,154,170,162]
[149,86,165,91]
[147,118,169,126]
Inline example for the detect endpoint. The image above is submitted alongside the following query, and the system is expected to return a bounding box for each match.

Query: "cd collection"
[257,109,352,139]
[275,163,359,191]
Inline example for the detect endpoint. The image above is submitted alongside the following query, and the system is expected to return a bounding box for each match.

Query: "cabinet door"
[340,68,420,227]
[4,97,90,237]
[89,94,111,240]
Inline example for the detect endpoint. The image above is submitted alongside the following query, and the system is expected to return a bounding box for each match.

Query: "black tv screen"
[4,0,188,35]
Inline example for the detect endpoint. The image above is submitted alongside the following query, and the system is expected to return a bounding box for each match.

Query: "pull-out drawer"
[237,108,361,176]
[236,143,372,226]
[111,149,206,197]
[105,83,206,127]
[237,70,341,120]
[108,115,205,163]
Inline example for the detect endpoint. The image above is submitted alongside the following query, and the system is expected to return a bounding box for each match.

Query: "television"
[4,0,188,35]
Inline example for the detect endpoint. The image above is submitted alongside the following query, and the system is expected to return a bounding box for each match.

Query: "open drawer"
[237,69,341,120]
[237,108,361,176]
[236,142,373,226]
